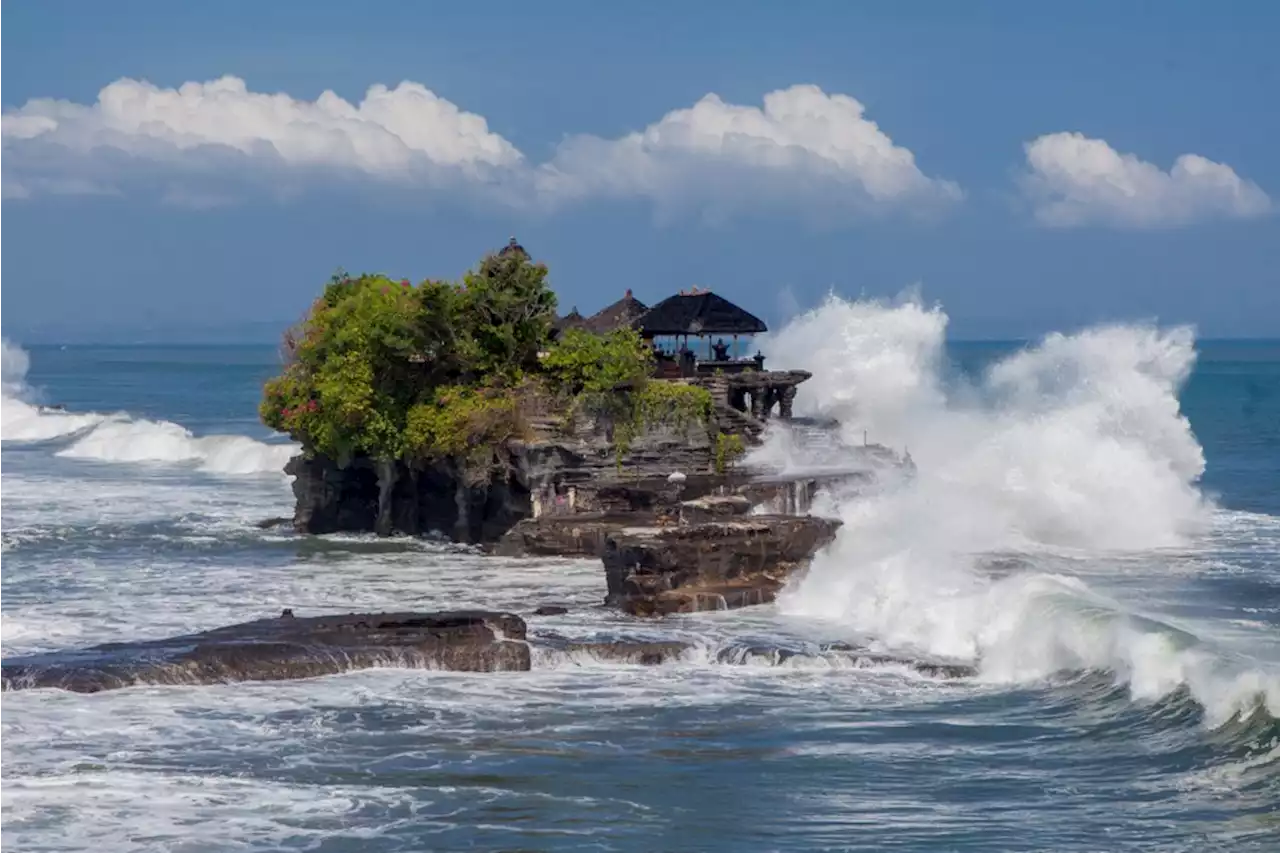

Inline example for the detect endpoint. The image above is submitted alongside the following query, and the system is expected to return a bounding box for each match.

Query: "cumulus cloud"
[538,84,961,219]
[2,75,525,201]
[2,76,957,220]
[1021,132,1272,228]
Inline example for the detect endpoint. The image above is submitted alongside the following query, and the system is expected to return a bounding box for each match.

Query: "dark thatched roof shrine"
[633,291,767,337]
[497,236,528,258]
[584,290,649,334]
[552,308,588,335]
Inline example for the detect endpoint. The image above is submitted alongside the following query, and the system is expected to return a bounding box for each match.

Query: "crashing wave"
[1,339,295,475]
[754,293,1279,727]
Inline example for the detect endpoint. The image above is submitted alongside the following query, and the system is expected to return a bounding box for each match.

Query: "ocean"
[2,301,1278,852]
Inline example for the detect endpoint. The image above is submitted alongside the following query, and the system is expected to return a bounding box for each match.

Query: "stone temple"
[555,285,810,439]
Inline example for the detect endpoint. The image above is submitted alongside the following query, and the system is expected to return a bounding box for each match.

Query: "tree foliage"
[404,384,526,475]
[610,381,715,466]
[540,327,653,397]
[261,247,715,468]
[714,431,747,473]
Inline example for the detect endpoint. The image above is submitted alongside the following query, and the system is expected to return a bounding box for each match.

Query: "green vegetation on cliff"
[261,247,715,467]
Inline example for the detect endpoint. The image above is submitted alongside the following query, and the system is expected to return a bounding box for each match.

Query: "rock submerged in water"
[1,613,974,694]
[603,515,842,616]
[1,610,531,693]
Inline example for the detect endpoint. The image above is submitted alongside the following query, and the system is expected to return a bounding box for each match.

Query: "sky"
[2,0,1278,342]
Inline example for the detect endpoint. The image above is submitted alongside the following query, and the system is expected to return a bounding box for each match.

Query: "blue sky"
[3,0,1278,342]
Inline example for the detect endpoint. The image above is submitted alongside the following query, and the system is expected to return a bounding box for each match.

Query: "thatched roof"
[584,290,649,334]
[498,236,528,258]
[552,308,588,335]
[633,291,767,337]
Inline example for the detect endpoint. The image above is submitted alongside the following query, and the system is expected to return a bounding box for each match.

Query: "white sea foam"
[55,417,296,474]
[2,338,107,441]
[760,294,1280,725]
[1,339,295,475]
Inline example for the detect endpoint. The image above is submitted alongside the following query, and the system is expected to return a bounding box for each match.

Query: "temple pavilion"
[554,284,808,425]
[632,287,768,378]
[506,236,809,425]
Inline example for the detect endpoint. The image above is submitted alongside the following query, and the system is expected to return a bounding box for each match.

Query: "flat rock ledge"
[492,514,637,559]
[603,515,842,616]
[1,613,975,694]
[1,610,530,694]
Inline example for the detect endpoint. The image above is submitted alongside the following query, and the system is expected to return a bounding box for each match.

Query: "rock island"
[2,238,925,692]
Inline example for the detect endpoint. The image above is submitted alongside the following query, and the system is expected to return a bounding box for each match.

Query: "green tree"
[260,246,715,472]
[261,247,557,463]
[462,252,558,380]
[540,327,654,397]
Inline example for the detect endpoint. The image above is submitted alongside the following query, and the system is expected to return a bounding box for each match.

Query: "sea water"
[2,302,1278,852]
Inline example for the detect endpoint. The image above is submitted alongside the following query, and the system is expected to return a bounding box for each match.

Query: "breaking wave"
[1,339,295,476]
[757,294,1280,726]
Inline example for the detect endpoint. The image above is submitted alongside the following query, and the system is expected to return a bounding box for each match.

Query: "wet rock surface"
[492,514,639,558]
[2,614,976,694]
[533,633,974,678]
[722,642,977,679]
[603,515,843,615]
[678,494,753,524]
[556,641,694,666]
[1,610,531,693]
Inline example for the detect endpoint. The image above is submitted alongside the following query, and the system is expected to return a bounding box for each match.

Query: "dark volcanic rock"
[288,452,538,543]
[678,494,753,524]
[532,605,570,616]
[287,454,382,534]
[532,631,693,665]
[718,642,976,679]
[284,406,718,543]
[603,515,842,615]
[493,515,643,558]
[1,611,531,693]
[560,641,692,665]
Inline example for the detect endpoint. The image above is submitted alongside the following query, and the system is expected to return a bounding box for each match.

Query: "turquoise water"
[2,331,1278,852]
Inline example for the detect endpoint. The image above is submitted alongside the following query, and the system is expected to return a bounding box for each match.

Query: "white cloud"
[1022,132,1272,228]
[2,75,524,195]
[538,84,961,218]
[2,77,958,221]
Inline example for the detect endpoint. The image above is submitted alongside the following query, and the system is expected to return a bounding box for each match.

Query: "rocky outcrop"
[2,611,977,694]
[493,515,639,558]
[550,640,693,666]
[678,494,753,524]
[287,452,539,543]
[491,468,871,559]
[1,610,530,693]
[603,515,842,615]
[285,410,720,542]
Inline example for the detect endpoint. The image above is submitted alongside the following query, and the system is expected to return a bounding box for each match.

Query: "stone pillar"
[750,390,764,419]
[779,386,797,420]
[757,386,778,420]
[374,458,398,537]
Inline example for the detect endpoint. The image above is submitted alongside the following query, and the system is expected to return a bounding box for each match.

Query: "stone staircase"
[699,375,766,440]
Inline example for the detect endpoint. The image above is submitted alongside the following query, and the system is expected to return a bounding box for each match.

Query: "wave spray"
[756,294,1277,724]
[1,339,294,475]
